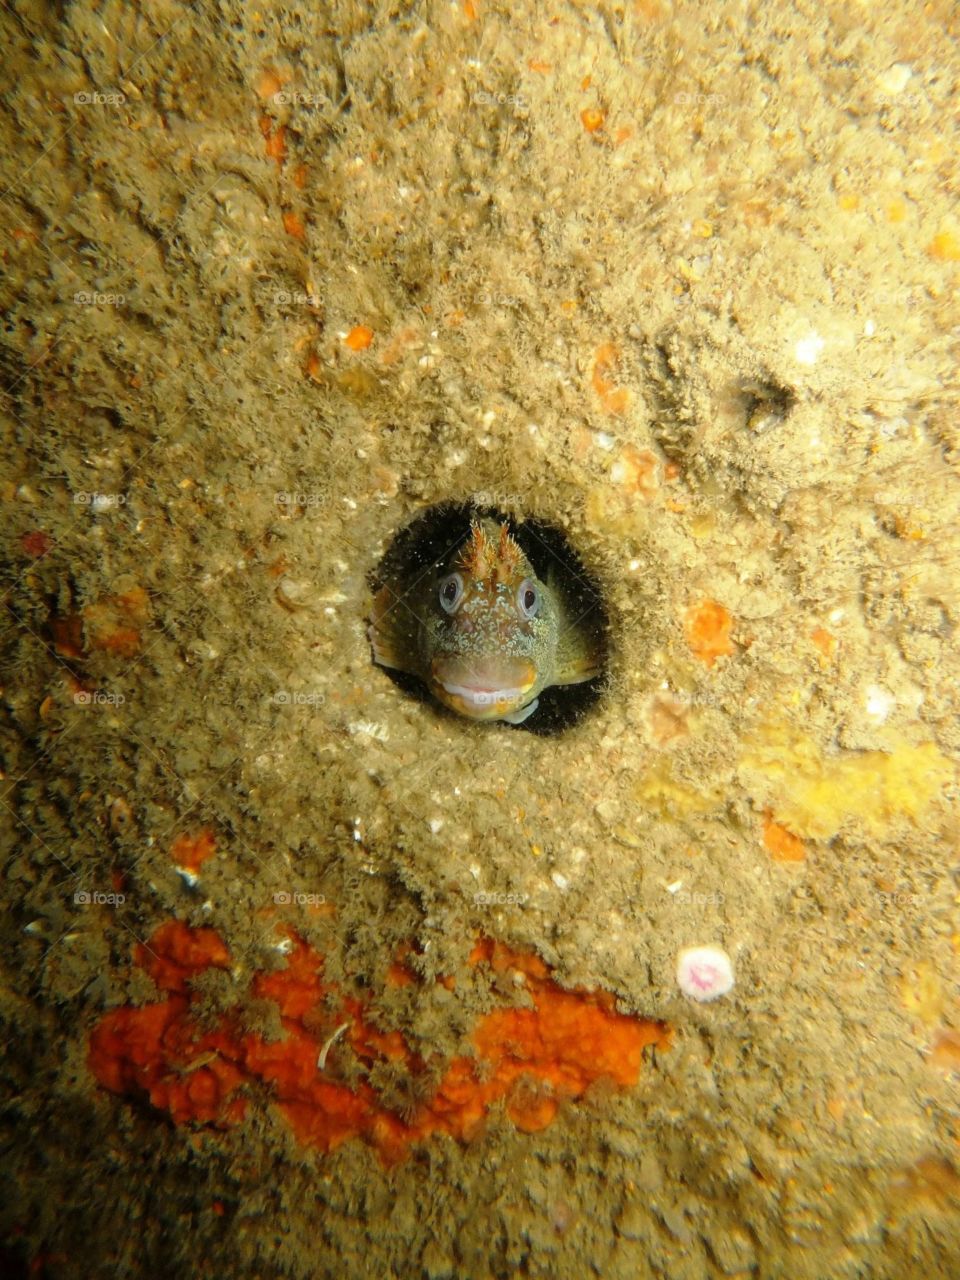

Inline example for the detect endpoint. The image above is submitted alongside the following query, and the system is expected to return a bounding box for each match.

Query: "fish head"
[423,518,559,722]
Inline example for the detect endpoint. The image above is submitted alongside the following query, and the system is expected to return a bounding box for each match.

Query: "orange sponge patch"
[344,324,374,351]
[170,829,217,874]
[89,998,247,1126]
[89,926,669,1163]
[591,342,631,415]
[468,939,666,1133]
[684,600,736,667]
[83,587,150,657]
[762,812,806,862]
[135,920,231,993]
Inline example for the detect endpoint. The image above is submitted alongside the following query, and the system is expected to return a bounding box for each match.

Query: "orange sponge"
[89,925,669,1163]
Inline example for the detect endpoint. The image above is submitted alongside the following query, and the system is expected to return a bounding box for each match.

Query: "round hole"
[368,503,609,734]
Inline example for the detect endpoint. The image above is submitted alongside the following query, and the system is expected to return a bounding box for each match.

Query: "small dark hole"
[738,377,797,434]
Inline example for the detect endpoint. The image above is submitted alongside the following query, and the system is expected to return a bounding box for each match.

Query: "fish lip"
[430,656,537,712]
[437,680,531,707]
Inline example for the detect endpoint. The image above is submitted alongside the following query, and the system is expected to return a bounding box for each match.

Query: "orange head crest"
[456,519,523,581]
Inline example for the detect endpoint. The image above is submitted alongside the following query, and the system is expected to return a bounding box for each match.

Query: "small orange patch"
[581,107,605,133]
[344,325,374,351]
[684,601,735,667]
[470,935,549,980]
[261,119,287,167]
[256,68,284,100]
[83,587,150,657]
[527,58,552,73]
[892,1155,960,1205]
[611,444,658,498]
[591,342,631,415]
[929,1030,960,1073]
[282,210,306,241]
[762,813,806,862]
[170,829,217,874]
[825,1095,846,1123]
[810,627,837,658]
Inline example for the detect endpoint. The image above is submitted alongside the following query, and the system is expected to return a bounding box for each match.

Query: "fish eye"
[439,572,465,614]
[517,578,540,619]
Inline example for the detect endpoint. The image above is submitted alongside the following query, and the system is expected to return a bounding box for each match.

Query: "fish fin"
[503,697,539,725]
[553,636,602,685]
[369,584,421,674]
[547,563,604,686]
[553,606,603,685]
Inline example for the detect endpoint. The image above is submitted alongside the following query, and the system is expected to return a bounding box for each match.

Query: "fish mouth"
[430,655,537,720]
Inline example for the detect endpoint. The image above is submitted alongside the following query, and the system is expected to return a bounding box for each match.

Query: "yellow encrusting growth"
[900,961,946,1027]
[927,230,960,261]
[633,758,725,819]
[739,720,952,840]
